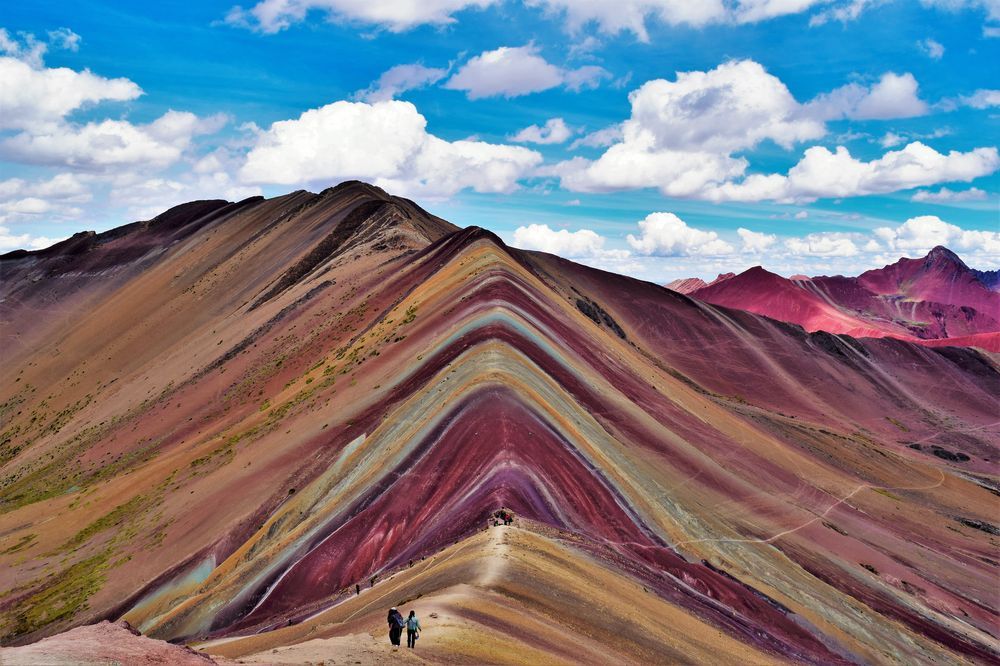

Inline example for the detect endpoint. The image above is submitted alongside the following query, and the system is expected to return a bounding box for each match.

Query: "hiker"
[406,610,421,648]
[387,607,405,647]
[370,574,377,588]
[355,583,360,596]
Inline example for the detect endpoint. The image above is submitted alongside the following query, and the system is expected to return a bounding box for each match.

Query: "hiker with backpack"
[406,610,421,648]
[387,607,405,647]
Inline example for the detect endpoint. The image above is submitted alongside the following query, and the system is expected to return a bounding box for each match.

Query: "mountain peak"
[735,265,785,283]
[858,245,974,288]
[924,245,968,269]
[317,179,392,201]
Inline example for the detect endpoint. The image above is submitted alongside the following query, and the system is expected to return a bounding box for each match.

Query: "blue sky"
[0,0,997,281]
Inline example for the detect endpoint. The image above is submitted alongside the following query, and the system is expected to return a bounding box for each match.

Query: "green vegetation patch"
[1,474,174,642]
[872,488,902,502]
[1,533,36,555]
[61,494,155,552]
[1,551,110,642]
[1,434,162,513]
[885,416,909,432]
[0,390,93,467]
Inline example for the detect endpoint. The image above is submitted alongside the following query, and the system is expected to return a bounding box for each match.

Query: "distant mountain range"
[667,246,1000,351]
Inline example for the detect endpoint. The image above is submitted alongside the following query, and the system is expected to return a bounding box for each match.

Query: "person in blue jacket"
[406,610,421,648]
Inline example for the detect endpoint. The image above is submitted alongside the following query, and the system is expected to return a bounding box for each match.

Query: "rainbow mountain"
[1,181,997,664]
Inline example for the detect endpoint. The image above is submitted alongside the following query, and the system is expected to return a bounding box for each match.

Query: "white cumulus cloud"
[875,215,1000,256]
[354,63,448,102]
[239,99,541,198]
[806,72,928,121]
[731,0,829,23]
[569,124,623,150]
[879,132,906,148]
[706,142,999,203]
[0,44,224,177]
[511,118,574,144]
[628,60,824,152]
[785,232,859,257]
[224,0,495,33]
[549,149,745,197]
[549,60,995,202]
[550,60,827,197]
[738,227,778,252]
[0,31,243,244]
[0,224,63,252]
[443,45,609,99]
[961,89,1000,108]
[561,65,613,91]
[911,186,988,202]
[0,172,90,202]
[525,0,828,41]
[1,110,228,171]
[918,37,945,59]
[220,0,1000,40]
[0,27,81,68]
[512,223,618,257]
[108,172,261,221]
[0,56,142,131]
[627,212,734,256]
[0,173,91,225]
[525,0,726,40]
[815,0,1000,25]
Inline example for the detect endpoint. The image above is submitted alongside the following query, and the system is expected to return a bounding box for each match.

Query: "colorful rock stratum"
[0,181,997,665]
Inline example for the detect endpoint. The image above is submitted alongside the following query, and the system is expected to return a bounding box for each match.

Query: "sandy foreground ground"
[237,632,433,665]
[0,621,416,666]
[0,621,237,666]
